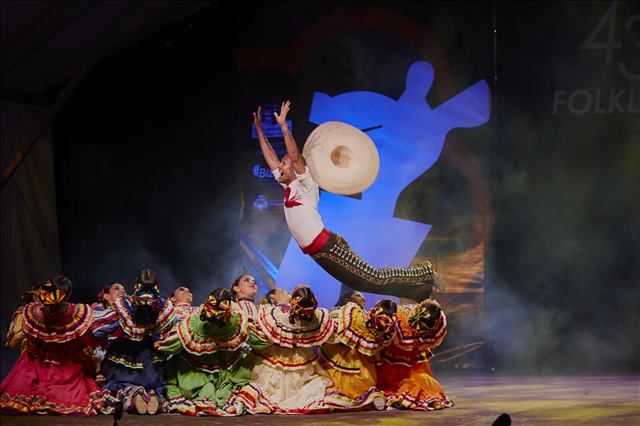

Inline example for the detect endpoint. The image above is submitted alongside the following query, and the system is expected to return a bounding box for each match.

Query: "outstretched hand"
[253,106,262,128]
[274,100,291,126]
[253,105,280,170]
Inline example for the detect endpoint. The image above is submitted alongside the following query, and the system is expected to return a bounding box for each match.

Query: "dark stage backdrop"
[3,1,636,377]
[489,1,639,372]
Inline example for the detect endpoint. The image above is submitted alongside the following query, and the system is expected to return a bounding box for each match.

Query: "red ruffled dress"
[0,302,101,415]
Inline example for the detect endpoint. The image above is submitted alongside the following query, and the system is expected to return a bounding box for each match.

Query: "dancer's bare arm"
[254,106,280,170]
[274,100,306,174]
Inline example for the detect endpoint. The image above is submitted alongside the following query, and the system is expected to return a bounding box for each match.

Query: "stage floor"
[1,375,638,425]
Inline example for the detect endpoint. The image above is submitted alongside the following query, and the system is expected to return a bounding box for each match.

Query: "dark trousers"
[310,232,434,302]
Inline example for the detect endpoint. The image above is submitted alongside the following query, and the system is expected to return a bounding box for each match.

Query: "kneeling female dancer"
[231,286,334,414]
[321,299,398,411]
[92,269,176,415]
[377,300,453,410]
[157,288,267,416]
[1,276,101,415]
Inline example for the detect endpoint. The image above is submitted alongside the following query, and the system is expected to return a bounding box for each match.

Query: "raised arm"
[274,100,306,174]
[254,106,280,171]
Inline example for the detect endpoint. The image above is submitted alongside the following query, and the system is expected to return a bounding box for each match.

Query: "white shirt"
[272,167,325,248]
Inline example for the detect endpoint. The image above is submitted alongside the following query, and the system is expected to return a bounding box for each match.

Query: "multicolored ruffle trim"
[335,303,395,356]
[23,303,93,343]
[229,384,330,415]
[258,305,333,348]
[324,386,384,410]
[112,296,176,341]
[394,306,447,351]
[0,390,101,416]
[383,391,454,411]
[177,311,248,355]
[164,395,239,416]
[174,304,199,321]
[236,299,259,320]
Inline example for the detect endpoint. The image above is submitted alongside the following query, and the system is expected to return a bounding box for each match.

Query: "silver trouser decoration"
[311,232,435,302]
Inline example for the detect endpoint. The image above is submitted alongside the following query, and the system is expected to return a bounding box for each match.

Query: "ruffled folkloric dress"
[236,298,259,322]
[0,302,101,415]
[321,302,395,409]
[376,304,452,410]
[90,304,118,380]
[173,303,199,322]
[91,295,176,413]
[231,304,334,414]
[156,308,268,415]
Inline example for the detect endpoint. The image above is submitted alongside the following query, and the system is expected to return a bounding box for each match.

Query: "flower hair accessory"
[366,306,397,336]
[409,304,437,331]
[201,295,231,322]
[131,282,161,308]
[38,280,67,305]
[289,295,317,324]
[133,282,160,294]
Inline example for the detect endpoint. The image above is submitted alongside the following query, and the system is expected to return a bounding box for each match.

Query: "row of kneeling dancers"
[0,268,451,416]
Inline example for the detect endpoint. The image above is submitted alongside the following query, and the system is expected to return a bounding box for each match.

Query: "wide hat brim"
[302,121,379,195]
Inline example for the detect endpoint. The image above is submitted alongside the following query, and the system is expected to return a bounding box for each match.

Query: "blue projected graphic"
[253,165,274,179]
[275,61,491,308]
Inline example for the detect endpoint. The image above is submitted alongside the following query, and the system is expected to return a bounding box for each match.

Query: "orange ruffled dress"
[377,304,452,410]
[231,303,334,414]
[0,302,101,415]
[321,303,395,409]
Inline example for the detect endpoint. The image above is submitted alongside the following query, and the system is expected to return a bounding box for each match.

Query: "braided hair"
[289,286,318,324]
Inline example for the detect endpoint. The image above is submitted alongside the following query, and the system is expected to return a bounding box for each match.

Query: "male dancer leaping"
[254,101,441,302]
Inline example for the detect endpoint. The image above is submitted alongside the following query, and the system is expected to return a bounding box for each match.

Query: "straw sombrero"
[302,121,380,195]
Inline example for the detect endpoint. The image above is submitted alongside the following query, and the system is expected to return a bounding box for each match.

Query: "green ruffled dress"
[156,308,267,416]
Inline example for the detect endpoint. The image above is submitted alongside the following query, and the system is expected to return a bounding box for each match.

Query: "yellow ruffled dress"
[321,303,395,410]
